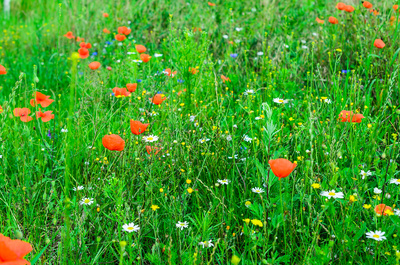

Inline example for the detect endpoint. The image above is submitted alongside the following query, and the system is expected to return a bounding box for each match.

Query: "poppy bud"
[107,66,112,71]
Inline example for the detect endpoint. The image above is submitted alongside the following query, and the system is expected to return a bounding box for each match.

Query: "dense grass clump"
[0,0,400,264]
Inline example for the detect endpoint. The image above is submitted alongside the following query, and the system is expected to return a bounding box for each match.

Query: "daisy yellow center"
[397,179,400,183]
[328,192,336,196]
[148,137,153,140]
[278,100,284,102]
[84,199,90,203]
[128,227,134,230]
[179,223,185,226]
[373,235,379,238]
[256,190,260,192]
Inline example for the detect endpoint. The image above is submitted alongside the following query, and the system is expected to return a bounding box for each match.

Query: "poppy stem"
[279,180,287,252]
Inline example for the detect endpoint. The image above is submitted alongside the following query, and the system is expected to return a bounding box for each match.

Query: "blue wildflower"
[137,79,142,83]
[230,53,238,58]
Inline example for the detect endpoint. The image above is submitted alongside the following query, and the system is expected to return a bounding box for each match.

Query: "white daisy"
[366,230,386,241]
[235,27,243,31]
[189,116,196,122]
[374,187,382,194]
[199,138,210,143]
[226,135,232,141]
[255,116,263,120]
[222,35,229,39]
[199,240,214,248]
[61,128,68,133]
[284,44,289,48]
[257,52,263,56]
[324,99,331,104]
[394,209,400,216]
[244,89,254,95]
[154,53,163,57]
[320,190,344,199]
[80,198,94,205]
[273,98,288,104]
[73,186,84,191]
[243,135,252,142]
[390,179,400,185]
[360,170,372,179]
[176,221,189,230]
[252,187,265,194]
[233,124,238,128]
[122,223,140,233]
[143,135,159,142]
[217,179,231,185]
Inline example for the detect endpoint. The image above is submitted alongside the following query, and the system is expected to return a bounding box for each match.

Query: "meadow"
[0,0,400,264]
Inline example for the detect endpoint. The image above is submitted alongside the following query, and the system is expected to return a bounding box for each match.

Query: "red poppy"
[344,5,355,12]
[316,17,325,24]
[0,64,6,75]
[394,5,399,11]
[78,48,90,59]
[126,83,137,92]
[370,9,379,16]
[89,61,101,70]
[193,27,202,32]
[30,92,54,108]
[268,158,297,180]
[103,28,111,34]
[36,108,55,122]
[112,87,131,97]
[130,120,149,135]
[115,34,126,41]
[338,110,364,123]
[76,37,84,42]
[0,105,3,114]
[79,42,92,49]
[13,108,32,122]
[221,75,231,83]
[150,94,167,105]
[146,146,161,155]
[189,67,198,74]
[362,1,372,9]
[107,66,112,71]
[336,2,346,10]
[140,54,151,63]
[0,233,33,264]
[177,89,187,96]
[164,68,177,77]
[135,45,146,53]
[103,12,109,17]
[64,31,75,39]
[102,134,125,151]
[374,204,392,216]
[374,39,385,49]
[329,16,339,24]
[118,26,131,35]
[208,2,216,6]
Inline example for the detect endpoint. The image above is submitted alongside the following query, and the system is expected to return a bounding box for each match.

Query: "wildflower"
[176,221,189,230]
[374,188,382,194]
[36,109,55,122]
[243,135,252,142]
[311,183,320,189]
[61,128,68,133]
[143,135,159,142]
[130,120,149,135]
[140,54,151,63]
[221,75,231,83]
[362,1,373,9]
[78,48,89,59]
[349,195,357,202]
[339,110,364,123]
[395,209,400,216]
[164,68,177,77]
[251,219,263,227]
[154,53,163,57]
[199,240,214,248]
[64,31,75,39]
[132,44,147,54]
[122,223,140,233]
[359,170,372,179]
[151,205,160,211]
[103,28,110,34]
[13,108,33,122]
[217,179,231,185]
[268,158,297,180]
[0,234,32,264]
[230,53,238,58]
[118,26,131,35]
[329,17,339,24]
[115,34,126,41]
[363,204,371,209]
[126,83,137,92]
[112,87,131,97]
[243,218,250,224]
[89,61,101,70]
[187,187,194,193]
[244,89,254,95]
[146,146,161,155]
[30,92,54,108]
[336,2,346,10]
[102,134,125,151]
[0,64,7,75]
[80,198,94,205]
[150,94,167,105]
[375,204,392,216]
[245,201,251,207]
[226,135,232,141]
[252,187,265,194]
[189,67,198,74]
[207,2,216,6]
[273,98,288,104]
[320,190,344,199]
[374,39,385,49]
[366,230,386,241]
[390,179,400,185]
[223,35,229,39]
[199,138,210,143]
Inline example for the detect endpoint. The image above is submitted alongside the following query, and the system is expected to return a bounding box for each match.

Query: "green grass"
[1,0,400,264]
